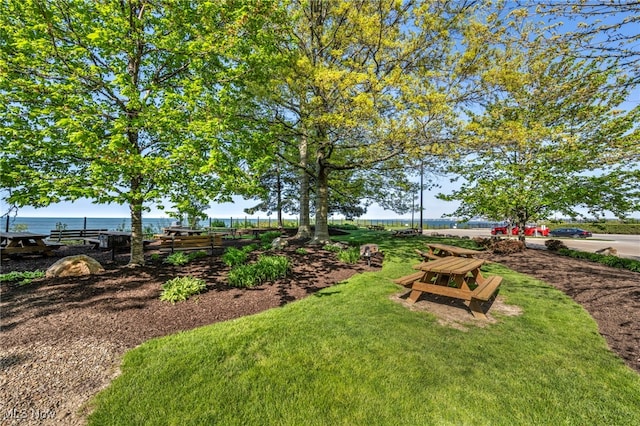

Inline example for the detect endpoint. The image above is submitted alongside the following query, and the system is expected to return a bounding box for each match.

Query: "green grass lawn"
[87,231,640,425]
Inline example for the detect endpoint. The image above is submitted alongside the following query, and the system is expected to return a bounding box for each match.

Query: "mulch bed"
[1,239,638,425]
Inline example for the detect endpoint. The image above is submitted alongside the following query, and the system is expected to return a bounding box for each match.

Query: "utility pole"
[419,160,424,233]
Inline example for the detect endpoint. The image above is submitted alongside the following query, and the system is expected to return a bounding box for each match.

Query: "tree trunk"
[295,134,312,239]
[311,153,330,245]
[129,188,145,266]
[276,165,283,228]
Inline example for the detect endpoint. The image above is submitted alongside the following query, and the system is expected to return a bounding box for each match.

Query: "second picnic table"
[424,243,483,258]
[0,232,58,259]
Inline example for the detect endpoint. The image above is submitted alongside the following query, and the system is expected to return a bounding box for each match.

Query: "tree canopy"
[438,14,640,237]
[0,0,282,264]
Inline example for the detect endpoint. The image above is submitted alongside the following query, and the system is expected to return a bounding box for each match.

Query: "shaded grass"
[88,232,640,425]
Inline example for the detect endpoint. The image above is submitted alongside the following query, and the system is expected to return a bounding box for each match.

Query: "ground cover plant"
[227,254,292,288]
[163,251,207,266]
[160,276,207,304]
[87,231,640,424]
[0,269,45,286]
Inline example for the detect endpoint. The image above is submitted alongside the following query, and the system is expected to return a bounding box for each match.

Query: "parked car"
[491,225,550,237]
[548,228,593,238]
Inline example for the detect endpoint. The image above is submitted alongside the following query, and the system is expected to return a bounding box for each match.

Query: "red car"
[491,225,549,237]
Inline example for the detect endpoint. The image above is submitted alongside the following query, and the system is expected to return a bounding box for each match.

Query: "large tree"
[0,0,280,264]
[256,0,490,244]
[439,19,640,239]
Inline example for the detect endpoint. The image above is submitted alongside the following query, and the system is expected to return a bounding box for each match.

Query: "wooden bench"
[392,271,425,287]
[49,229,108,244]
[158,234,223,253]
[468,276,503,319]
[367,225,385,231]
[415,249,440,261]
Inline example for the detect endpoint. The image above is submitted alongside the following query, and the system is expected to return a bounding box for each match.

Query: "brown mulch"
[1,240,639,425]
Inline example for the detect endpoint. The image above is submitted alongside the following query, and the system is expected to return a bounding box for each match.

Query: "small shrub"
[242,244,259,253]
[227,255,291,288]
[160,276,207,303]
[188,250,208,260]
[259,231,282,245]
[0,270,45,286]
[337,247,361,264]
[164,252,190,266]
[210,220,226,227]
[227,264,256,287]
[295,248,308,255]
[150,253,161,262]
[163,251,207,266]
[255,255,292,281]
[545,239,567,251]
[322,244,342,253]
[222,247,248,267]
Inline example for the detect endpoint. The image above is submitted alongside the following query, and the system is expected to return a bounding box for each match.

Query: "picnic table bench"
[393,256,502,319]
[367,225,385,231]
[158,234,223,253]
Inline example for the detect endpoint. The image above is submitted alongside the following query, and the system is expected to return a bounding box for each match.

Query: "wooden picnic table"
[0,231,58,259]
[393,256,502,319]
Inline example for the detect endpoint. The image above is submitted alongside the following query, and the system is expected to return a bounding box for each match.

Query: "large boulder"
[46,255,105,278]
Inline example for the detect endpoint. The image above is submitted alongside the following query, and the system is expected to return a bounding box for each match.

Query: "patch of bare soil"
[1,241,638,425]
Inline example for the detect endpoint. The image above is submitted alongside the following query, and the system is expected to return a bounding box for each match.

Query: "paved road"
[425,228,640,260]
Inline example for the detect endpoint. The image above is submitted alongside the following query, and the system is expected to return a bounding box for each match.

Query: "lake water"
[3,216,498,235]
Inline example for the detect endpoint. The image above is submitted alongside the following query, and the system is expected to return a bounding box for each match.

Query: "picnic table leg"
[408,289,423,304]
[467,300,488,320]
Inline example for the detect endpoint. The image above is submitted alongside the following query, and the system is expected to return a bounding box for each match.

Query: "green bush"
[227,255,291,288]
[160,276,207,303]
[259,231,282,245]
[322,244,342,253]
[164,251,207,266]
[164,252,190,266]
[222,247,249,267]
[295,248,308,255]
[210,220,227,227]
[255,255,292,281]
[0,270,45,286]
[558,249,640,272]
[242,244,259,253]
[227,264,256,288]
[337,247,361,264]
